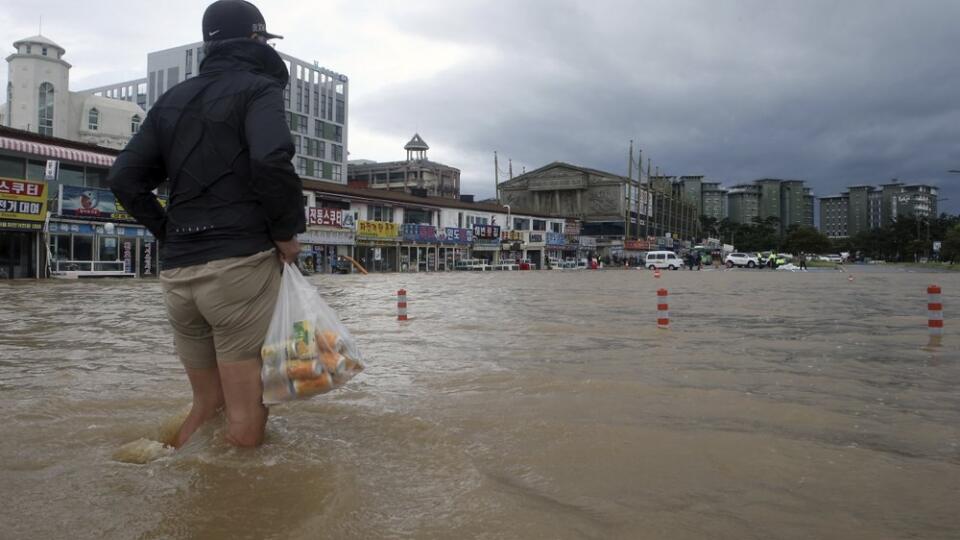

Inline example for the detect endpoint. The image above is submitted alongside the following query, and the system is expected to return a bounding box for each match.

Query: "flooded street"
[1,268,959,539]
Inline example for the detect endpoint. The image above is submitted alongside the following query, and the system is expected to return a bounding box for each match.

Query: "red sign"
[0,179,45,197]
[307,207,344,227]
[625,240,653,250]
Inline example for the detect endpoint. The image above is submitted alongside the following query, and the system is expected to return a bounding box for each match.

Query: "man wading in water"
[109,0,304,448]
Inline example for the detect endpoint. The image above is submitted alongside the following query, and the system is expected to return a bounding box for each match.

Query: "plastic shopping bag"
[261,263,364,404]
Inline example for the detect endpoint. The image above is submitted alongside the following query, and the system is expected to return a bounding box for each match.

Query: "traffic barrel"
[657,288,669,329]
[397,289,408,321]
[928,285,943,337]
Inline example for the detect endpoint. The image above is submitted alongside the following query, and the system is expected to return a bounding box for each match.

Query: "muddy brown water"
[1,268,958,539]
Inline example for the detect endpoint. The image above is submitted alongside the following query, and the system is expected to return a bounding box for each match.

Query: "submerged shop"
[355,220,399,272]
[438,227,472,270]
[49,185,160,277]
[401,223,439,272]
[299,207,355,274]
[0,178,47,279]
[545,231,565,262]
[471,224,501,264]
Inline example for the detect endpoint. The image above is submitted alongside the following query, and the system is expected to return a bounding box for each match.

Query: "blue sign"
[441,227,473,244]
[546,232,565,246]
[402,223,438,243]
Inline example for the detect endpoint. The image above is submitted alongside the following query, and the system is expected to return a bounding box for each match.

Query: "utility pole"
[635,149,642,240]
[644,158,651,239]
[494,151,500,204]
[626,140,634,240]
[508,158,513,180]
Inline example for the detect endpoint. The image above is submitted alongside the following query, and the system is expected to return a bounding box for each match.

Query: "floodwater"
[1,267,958,539]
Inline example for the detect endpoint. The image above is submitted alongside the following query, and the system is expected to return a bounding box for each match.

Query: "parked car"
[817,254,843,263]
[724,252,759,268]
[645,250,681,270]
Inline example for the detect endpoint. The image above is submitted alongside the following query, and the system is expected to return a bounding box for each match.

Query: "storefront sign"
[297,228,354,246]
[624,240,653,251]
[528,233,545,244]
[0,220,42,231]
[122,240,133,273]
[402,223,438,243]
[307,207,344,227]
[0,178,47,223]
[565,220,581,236]
[357,220,399,239]
[501,230,523,242]
[440,227,473,244]
[546,232,565,246]
[579,236,597,248]
[472,224,501,239]
[139,240,156,277]
[59,185,166,222]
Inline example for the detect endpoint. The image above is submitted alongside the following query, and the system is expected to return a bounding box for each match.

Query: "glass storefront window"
[99,236,119,262]
[59,164,85,187]
[73,235,93,261]
[0,155,25,178]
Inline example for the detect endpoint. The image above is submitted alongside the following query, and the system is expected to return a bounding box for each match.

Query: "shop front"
[437,227,472,270]
[401,223,440,272]
[0,178,47,279]
[51,185,160,277]
[526,232,546,269]
[355,220,399,273]
[500,229,525,265]
[471,224,501,265]
[545,232,565,265]
[299,207,355,274]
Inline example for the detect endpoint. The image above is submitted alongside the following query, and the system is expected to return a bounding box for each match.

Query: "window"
[332,144,343,162]
[6,82,11,124]
[551,222,562,233]
[185,49,193,77]
[296,82,303,112]
[513,218,530,230]
[296,157,307,176]
[318,141,325,159]
[335,97,345,123]
[41,47,48,56]
[293,134,301,154]
[312,88,319,117]
[332,164,342,182]
[367,206,394,222]
[38,82,54,136]
[533,219,546,231]
[26,45,31,54]
[196,46,204,65]
[320,91,327,118]
[88,108,99,130]
[334,125,342,143]
[131,115,141,134]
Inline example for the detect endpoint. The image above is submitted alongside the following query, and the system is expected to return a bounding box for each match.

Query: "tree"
[783,226,832,255]
[941,224,960,263]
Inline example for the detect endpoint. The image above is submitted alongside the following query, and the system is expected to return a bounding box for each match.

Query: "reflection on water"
[1,269,959,539]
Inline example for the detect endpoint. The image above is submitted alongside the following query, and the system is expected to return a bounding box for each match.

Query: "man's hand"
[275,238,301,264]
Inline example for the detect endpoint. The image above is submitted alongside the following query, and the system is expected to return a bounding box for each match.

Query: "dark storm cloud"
[355,0,960,210]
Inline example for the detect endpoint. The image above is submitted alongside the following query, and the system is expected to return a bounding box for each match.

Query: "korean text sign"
[0,178,47,222]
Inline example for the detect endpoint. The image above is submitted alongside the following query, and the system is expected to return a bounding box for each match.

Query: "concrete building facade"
[818,182,939,238]
[347,134,461,199]
[1,35,145,150]
[727,184,761,224]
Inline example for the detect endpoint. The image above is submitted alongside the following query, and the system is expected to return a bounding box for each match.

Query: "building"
[1,35,146,150]
[0,124,163,279]
[803,187,815,228]
[647,175,700,241]
[498,162,663,255]
[83,78,148,111]
[347,134,462,199]
[89,40,349,184]
[678,175,703,217]
[727,183,761,224]
[701,181,728,221]
[819,194,848,238]
[817,182,939,238]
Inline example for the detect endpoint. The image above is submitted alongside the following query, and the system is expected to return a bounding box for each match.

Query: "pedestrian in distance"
[799,252,808,270]
[109,0,304,448]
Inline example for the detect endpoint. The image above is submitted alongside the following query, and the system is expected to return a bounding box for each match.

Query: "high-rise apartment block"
[818,181,939,238]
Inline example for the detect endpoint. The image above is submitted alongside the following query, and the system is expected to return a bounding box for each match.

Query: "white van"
[645,250,681,270]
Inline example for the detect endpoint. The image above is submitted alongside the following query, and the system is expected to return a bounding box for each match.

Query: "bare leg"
[218,359,268,448]
[176,366,225,448]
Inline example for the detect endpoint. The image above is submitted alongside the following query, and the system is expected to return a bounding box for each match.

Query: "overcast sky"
[2,0,959,213]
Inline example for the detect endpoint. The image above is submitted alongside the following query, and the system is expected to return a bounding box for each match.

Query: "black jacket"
[109,39,305,269]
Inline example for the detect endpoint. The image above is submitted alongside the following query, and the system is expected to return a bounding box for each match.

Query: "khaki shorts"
[160,249,282,369]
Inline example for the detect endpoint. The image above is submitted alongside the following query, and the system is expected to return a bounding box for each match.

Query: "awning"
[0,137,116,167]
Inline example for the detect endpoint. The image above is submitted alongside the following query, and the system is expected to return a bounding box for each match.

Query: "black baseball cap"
[202,0,283,42]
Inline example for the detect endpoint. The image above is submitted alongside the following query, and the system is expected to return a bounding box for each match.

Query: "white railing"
[51,259,132,275]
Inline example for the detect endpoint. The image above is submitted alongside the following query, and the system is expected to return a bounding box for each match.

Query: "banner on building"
[472,224,501,239]
[564,220,581,236]
[624,239,653,251]
[139,240,157,277]
[579,236,597,248]
[528,233,545,245]
[59,185,166,222]
[402,223,438,243]
[357,220,399,239]
[439,227,473,244]
[307,207,345,227]
[0,178,47,223]
[501,230,523,242]
[546,232,565,246]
